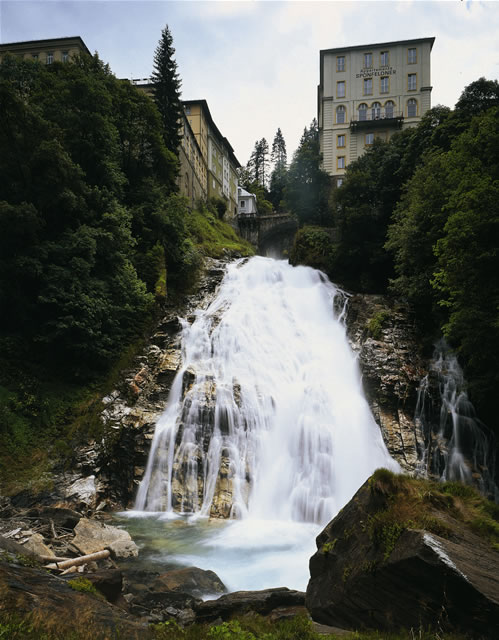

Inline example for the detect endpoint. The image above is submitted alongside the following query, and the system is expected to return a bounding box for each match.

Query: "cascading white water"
[415,340,498,500]
[135,257,398,525]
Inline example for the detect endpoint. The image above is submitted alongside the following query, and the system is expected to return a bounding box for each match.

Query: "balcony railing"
[350,111,404,131]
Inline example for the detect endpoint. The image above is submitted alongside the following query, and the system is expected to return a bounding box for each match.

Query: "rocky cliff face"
[344,294,428,473]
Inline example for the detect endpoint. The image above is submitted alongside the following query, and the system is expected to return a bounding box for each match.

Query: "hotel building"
[318,37,435,185]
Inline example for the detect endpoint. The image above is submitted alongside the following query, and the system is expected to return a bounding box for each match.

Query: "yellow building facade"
[0,36,91,64]
[319,37,435,185]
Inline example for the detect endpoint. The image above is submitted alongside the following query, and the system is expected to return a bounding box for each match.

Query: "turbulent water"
[127,257,398,591]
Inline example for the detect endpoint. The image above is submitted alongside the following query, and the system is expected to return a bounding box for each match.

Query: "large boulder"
[306,470,499,638]
[153,566,226,598]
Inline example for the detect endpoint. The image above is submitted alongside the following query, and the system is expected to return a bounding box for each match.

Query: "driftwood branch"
[44,549,110,571]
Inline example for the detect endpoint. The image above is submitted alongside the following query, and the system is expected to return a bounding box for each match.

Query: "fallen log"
[44,549,110,571]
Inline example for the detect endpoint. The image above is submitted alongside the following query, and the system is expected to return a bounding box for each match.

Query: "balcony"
[350,111,403,132]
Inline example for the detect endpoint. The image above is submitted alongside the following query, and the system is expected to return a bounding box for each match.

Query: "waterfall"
[415,340,498,500]
[135,256,398,525]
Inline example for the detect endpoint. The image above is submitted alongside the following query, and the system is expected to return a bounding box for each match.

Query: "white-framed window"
[384,100,395,118]
[363,78,373,96]
[380,76,389,94]
[337,81,345,98]
[380,51,389,66]
[62,51,69,63]
[358,103,368,121]
[372,102,381,119]
[337,156,345,169]
[337,177,344,187]
[336,105,346,124]
[407,98,418,117]
[408,73,417,91]
[337,134,346,148]
[46,51,54,65]
[337,56,345,72]
[408,47,417,64]
[363,52,372,68]
[365,133,374,146]
[241,200,246,207]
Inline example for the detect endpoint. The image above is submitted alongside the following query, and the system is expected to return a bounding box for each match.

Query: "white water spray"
[135,257,398,525]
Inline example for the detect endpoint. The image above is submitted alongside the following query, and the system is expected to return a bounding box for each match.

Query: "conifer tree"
[269,128,288,210]
[247,138,269,188]
[152,25,182,154]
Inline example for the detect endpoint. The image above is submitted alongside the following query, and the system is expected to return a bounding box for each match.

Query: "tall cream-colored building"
[319,37,435,185]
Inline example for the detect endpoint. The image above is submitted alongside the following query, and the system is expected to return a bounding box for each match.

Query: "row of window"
[336,73,417,98]
[336,131,388,149]
[29,51,70,64]
[336,47,417,72]
[335,98,418,123]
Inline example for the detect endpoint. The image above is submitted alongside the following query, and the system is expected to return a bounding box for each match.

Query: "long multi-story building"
[0,36,90,64]
[183,99,240,219]
[318,37,435,186]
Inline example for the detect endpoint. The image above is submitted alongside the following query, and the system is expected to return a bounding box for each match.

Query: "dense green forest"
[0,51,252,487]
[289,78,499,432]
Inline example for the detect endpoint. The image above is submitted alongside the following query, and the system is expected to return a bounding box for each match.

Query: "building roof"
[320,37,435,57]
[238,186,256,199]
[0,36,91,56]
[183,99,241,168]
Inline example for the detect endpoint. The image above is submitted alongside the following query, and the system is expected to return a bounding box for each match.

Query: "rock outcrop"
[345,294,428,472]
[306,470,499,638]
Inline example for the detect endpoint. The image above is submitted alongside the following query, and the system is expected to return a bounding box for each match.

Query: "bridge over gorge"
[237,213,298,255]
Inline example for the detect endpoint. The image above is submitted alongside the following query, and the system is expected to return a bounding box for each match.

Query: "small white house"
[237,186,258,215]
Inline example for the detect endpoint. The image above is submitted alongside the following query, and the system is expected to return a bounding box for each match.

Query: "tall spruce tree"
[152,25,182,154]
[248,138,270,188]
[269,128,287,210]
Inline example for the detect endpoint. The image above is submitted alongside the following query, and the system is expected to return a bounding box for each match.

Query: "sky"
[1,0,499,165]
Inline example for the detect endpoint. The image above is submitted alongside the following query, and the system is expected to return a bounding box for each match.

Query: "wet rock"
[65,476,98,509]
[194,587,306,622]
[345,295,427,472]
[153,566,226,598]
[306,476,499,638]
[72,518,138,558]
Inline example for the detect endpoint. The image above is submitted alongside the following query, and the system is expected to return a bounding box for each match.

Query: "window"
[372,102,381,119]
[62,51,69,63]
[337,177,344,187]
[185,106,191,115]
[407,98,418,117]
[380,76,389,94]
[363,78,373,95]
[241,200,246,207]
[358,103,368,121]
[384,100,395,118]
[32,53,39,61]
[365,133,374,146]
[337,56,345,72]
[337,134,346,148]
[408,47,417,64]
[363,52,372,68]
[337,81,345,98]
[46,51,53,65]
[336,105,346,124]
[337,156,345,169]
[408,73,417,91]
[380,51,389,66]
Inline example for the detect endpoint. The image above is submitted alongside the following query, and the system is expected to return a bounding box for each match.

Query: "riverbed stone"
[153,566,226,598]
[72,518,138,557]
